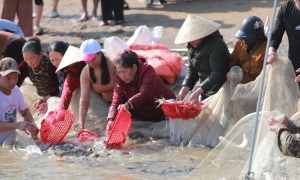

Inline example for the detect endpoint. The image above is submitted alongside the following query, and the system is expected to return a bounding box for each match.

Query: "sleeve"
[107,81,126,120]
[128,67,157,108]
[270,2,287,50]
[16,86,27,111]
[17,61,28,87]
[276,127,300,158]
[48,63,59,96]
[230,40,241,67]
[58,72,80,110]
[182,48,200,89]
[199,42,229,92]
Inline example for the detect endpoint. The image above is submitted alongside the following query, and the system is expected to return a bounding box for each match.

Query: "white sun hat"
[174,14,221,45]
[56,46,82,72]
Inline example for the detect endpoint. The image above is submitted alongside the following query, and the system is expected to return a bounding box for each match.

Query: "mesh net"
[106,108,132,148]
[185,57,300,179]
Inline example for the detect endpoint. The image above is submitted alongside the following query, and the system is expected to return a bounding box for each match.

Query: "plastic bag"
[104,36,128,57]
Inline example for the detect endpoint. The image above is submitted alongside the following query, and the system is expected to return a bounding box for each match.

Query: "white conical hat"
[56,46,82,72]
[174,14,221,44]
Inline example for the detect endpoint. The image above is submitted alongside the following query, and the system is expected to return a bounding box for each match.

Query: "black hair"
[22,36,42,55]
[114,50,139,68]
[89,52,110,85]
[47,41,69,56]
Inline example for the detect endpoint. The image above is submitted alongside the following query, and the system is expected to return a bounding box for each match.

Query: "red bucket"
[77,129,100,142]
[105,107,132,148]
[161,101,204,120]
[40,109,74,144]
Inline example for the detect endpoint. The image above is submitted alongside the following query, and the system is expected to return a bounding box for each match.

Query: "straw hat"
[174,14,221,45]
[56,46,82,72]
[291,99,300,120]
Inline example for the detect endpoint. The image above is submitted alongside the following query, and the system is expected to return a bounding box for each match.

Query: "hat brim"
[56,46,83,72]
[290,112,300,121]
[80,54,96,62]
[0,69,20,76]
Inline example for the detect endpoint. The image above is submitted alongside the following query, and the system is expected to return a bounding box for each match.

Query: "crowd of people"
[0,0,300,160]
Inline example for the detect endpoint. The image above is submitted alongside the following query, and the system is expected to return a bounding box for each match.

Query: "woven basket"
[77,129,100,142]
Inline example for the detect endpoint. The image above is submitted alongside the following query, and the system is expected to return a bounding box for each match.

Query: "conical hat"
[56,46,82,72]
[174,14,221,44]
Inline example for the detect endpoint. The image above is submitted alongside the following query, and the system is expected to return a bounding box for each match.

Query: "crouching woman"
[106,50,176,132]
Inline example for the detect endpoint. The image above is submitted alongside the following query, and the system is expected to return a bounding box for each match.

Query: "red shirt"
[107,59,176,122]
[58,62,86,110]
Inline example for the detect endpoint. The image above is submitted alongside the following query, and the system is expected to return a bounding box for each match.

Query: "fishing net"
[186,57,300,179]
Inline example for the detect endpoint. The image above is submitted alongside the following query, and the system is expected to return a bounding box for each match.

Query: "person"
[79,0,100,22]
[147,0,167,8]
[106,50,176,133]
[0,31,26,65]
[48,41,86,110]
[227,16,267,84]
[268,99,300,157]
[267,0,300,85]
[0,19,25,38]
[0,0,33,37]
[79,39,115,129]
[99,0,124,26]
[50,0,60,18]
[33,0,44,35]
[0,58,39,145]
[17,37,59,114]
[174,14,230,106]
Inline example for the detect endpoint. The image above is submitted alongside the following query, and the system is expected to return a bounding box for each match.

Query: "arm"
[229,40,242,68]
[48,62,59,96]
[182,46,200,90]
[200,42,229,93]
[270,3,286,51]
[128,67,157,109]
[17,61,28,87]
[58,72,80,110]
[107,79,126,120]
[79,66,91,129]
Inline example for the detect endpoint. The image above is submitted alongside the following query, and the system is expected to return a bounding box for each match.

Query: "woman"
[228,16,267,84]
[106,50,176,132]
[17,37,59,114]
[48,41,86,110]
[174,14,230,106]
[79,39,115,130]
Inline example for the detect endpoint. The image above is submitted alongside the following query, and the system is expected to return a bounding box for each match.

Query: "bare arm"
[79,65,91,129]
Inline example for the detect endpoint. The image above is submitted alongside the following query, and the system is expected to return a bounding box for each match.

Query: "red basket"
[161,101,205,120]
[105,107,132,148]
[77,129,100,142]
[40,109,74,144]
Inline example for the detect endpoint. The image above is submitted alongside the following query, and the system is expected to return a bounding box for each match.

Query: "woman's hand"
[295,68,300,82]
[188,88,204,108]
[17,122,38,136]
[268,118,286,132]
[226,72,230,82]
[117,102,132,111]
[177,86,190,101]
[106,120,114,136]
[267,47,277,64]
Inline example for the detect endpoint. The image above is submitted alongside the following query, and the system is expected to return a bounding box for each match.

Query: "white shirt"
[0,86,27,144]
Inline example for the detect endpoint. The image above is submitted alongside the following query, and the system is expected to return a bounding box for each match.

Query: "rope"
[243,0,279,179]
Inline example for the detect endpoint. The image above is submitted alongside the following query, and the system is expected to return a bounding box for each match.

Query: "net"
[186,57,300,179]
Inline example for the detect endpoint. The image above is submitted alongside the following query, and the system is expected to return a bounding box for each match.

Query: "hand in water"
[106,120,114,136]
[17,122,38,136]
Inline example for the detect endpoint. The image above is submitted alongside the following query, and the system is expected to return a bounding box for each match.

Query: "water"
[0,138,211,179]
